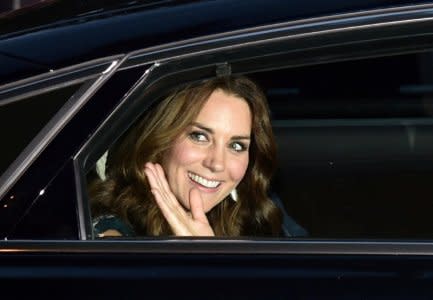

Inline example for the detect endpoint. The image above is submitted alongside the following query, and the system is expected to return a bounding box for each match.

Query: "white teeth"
[188,172,220,188]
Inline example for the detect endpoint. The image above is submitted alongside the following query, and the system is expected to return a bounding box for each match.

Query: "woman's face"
[163,89,252,213]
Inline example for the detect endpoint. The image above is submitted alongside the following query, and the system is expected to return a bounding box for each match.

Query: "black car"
[2,0,433,298]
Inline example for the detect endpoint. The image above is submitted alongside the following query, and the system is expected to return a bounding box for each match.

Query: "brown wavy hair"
[89,75,282,236]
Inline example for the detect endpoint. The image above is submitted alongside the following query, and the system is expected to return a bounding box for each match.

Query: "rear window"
[0,84,82,176]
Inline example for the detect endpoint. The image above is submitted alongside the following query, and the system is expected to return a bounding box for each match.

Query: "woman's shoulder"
[92,214,135,238]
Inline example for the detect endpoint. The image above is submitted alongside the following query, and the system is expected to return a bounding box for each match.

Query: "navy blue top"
[93,214,135,238]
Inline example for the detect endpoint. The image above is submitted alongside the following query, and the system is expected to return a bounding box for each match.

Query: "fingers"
[145,163,168,197]
[189,188,214,236]
[189,188,208,224]
[148,187,190,236]
[144,162,214,236]
[143,164,172,214]
[144,162,192,235]
[153,163,172,197]
[144,162,184,216]
[144,162,180,210]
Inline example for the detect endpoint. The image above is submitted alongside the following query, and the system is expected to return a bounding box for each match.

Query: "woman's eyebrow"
[191,122,213,133]
[191,122,250,140]
[231,135,251,140]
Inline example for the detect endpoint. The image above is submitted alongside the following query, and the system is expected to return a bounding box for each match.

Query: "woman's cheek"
[172,140,204,164]
[228,155,249,182]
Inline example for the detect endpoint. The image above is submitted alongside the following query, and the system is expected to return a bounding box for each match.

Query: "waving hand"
[144,162,215,236]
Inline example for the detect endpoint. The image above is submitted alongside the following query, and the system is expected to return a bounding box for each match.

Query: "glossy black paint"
[0,0,432,85]
[0,52,49,85]
[1,246,433,299]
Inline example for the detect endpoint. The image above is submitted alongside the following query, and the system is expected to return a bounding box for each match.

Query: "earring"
[230,189,238,202]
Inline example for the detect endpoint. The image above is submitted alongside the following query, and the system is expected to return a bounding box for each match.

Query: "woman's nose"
[203,144,225,172]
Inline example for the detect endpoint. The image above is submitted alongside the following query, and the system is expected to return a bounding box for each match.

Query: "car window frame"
[0,55,125,201]
[74,2,433,254]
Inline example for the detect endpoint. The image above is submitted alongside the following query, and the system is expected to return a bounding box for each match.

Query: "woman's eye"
[230,142,247,152]
[189,131,208,142]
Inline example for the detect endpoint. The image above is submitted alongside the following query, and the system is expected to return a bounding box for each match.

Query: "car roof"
[0,0,432,85]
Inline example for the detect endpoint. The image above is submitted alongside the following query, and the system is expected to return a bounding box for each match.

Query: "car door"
[2,1,433,299]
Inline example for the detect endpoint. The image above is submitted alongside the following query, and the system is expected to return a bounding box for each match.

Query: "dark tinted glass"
[251,51,433,238]
[0,84,82,177]
[254,51,433,120]
[8,161,79,239]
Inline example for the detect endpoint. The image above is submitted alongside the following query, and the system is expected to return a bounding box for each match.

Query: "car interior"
[250,50,433,239]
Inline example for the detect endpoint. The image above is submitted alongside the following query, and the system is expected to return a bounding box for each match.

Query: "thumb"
[189,188,208,223]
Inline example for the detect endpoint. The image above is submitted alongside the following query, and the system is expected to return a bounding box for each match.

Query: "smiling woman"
[88,76,282,237]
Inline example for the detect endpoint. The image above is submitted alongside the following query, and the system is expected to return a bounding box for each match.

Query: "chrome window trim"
[0,56,127,200]
[74,157,89,241]
[121,3,433,69]
[1,240,433,255]
[0,55,123,105]
[73,62,157,241]
[273,118,433,128]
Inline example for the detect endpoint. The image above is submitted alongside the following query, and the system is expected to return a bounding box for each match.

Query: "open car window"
[80,47,433,240]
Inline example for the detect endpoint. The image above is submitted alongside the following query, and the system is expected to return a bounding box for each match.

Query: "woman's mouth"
[188,172,221,189]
